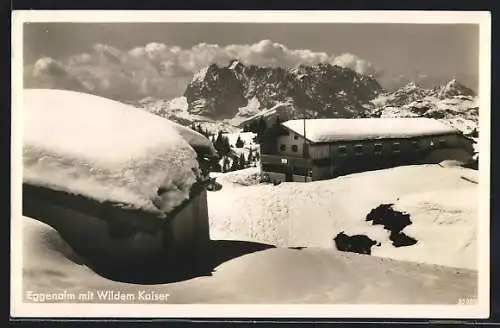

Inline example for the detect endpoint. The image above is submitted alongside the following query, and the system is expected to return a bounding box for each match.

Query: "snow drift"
[23,89,214,215]
[209,165,477,270]
[22,216,477,304]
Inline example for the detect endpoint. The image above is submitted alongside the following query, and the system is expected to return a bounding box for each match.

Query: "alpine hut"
[21,89,218,262]
[254,116,474,183]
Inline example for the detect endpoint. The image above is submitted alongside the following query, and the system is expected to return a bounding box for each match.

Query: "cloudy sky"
[23,23,479,102]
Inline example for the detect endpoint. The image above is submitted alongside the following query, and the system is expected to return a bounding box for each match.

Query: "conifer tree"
[239,153,246,169]
[222,136,231,155]
[235,135,244,148]
[248,148,254,164]
[230,156,239,171]
[222,156,230,172]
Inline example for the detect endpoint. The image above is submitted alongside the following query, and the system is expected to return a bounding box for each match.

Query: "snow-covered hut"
[259,117,474,182]
[22,89,217,259]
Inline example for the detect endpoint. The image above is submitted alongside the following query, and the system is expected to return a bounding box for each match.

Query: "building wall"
[293,175,312,182]
[308,133,470,180]
[164,189,210,256]
[310,144,330,159]
[262,126,472,183]
[276,132,307,157]
[23,184,211,262]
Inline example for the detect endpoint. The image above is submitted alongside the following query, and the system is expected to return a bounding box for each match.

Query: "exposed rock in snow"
[21,215,477,304]
[209,165,477,270]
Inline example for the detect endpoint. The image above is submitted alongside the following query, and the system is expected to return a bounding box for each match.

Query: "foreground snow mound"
[23,89,205,214]
[23,216,107,291]
[22,216,476,303]
[209,165,477,269]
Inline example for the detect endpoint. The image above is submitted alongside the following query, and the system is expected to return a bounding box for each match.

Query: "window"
[412,141,421,151]
[291,145,298,152]
[392,142,401,153]
[354,144,364,155]
[293,134,299,140]
[338,145,348,156]
[374,143,383,154]
[280,144,286,151]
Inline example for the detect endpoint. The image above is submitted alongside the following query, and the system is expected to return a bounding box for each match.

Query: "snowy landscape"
[17,21,485,310]
[23,163,478,303]
[20,88,479,304]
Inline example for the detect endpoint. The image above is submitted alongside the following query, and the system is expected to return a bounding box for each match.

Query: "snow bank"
[166,120,217,158]
[283,118,457,143]
[211,167,261,188]
[23,89,206,214]
[22,216,476,304]
[22,216,108,291]
[209,165,477,269]
[377,188,477,269]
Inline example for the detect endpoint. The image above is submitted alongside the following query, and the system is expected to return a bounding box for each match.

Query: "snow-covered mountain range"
[184,60,382,120]
[370,79,478,135]
[132,62,479,138]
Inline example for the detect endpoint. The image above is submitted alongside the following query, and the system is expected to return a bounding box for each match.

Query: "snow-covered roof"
[282,118,458,143]
[23,89,214,216]
[237,102,293,127]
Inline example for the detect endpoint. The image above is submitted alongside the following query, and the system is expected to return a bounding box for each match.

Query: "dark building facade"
[258,117,474,183]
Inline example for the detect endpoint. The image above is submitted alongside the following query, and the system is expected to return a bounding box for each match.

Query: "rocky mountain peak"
[435,79,476,99]
[228,59,245,71]
[403,81,420,90]
[183,61,383,120]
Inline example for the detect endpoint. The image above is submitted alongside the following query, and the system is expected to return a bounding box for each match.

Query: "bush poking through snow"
[333,232,379,255]
[365,204,418,248]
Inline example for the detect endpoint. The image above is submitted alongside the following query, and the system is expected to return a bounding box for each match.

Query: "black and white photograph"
[11,11,490,318]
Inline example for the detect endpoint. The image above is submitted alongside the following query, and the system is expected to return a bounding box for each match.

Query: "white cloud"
[32,57,68,77]
[332,53,380,77]
[25,40,381,101]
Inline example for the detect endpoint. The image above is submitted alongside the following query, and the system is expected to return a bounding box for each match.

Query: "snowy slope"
[209,165,477,270]
[23,89,209,215]
[22,216,476,304]
[20,161,478,305]
[138,96,240,135]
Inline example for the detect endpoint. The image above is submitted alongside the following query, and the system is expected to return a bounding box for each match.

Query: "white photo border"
[10,10,492,319]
